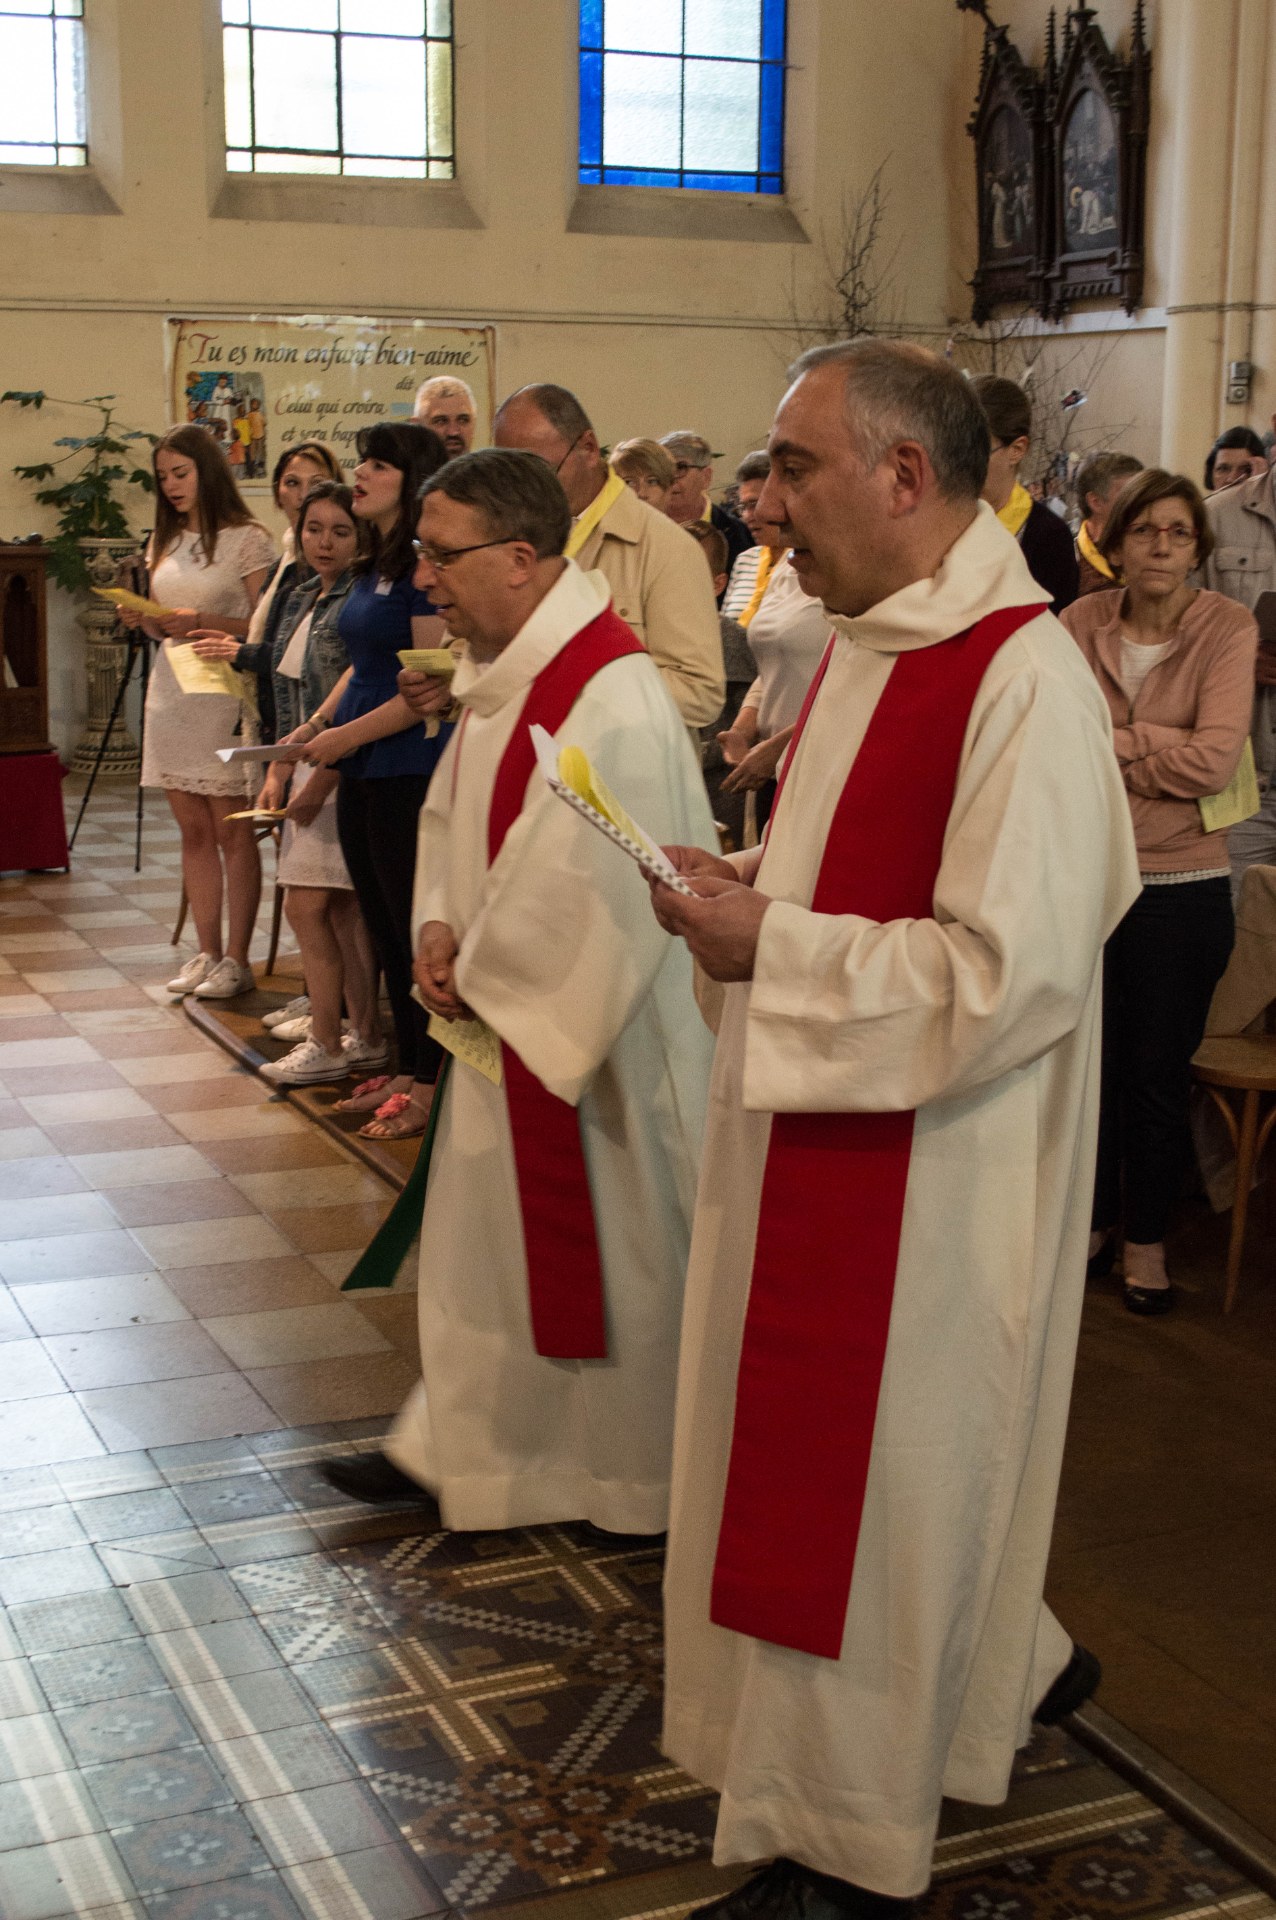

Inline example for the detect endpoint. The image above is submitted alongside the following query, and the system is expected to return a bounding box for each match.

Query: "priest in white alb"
[322,448,716,1538]
[649,341,1141,1918]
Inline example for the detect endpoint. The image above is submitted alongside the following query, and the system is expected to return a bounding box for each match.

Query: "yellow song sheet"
[397,648,457,678]
[1200,738,1261,833]
[92,586,173,619]
[165,644,243,698]
[426,1010,504,1084]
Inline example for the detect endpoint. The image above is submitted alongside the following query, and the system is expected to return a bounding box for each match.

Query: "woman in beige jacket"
[1062,469,1257,1314]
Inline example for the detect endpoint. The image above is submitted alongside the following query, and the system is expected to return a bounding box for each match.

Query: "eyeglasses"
[413,537,519,570]
[554,433,584,473]
[1124,523,1197,548]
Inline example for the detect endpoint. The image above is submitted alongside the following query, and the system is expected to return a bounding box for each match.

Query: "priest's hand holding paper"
[649,867,772,981]
[414,920,473,1021]
[397,666,455,722]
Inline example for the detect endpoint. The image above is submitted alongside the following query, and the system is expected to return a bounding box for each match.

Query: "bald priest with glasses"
[322,448,717,1539]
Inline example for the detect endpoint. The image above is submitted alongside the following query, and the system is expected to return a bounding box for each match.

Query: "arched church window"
[0,0,86,168]
[579,0,785,194]
[221,0,454,179]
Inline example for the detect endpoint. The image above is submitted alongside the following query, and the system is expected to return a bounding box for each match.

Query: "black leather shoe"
[1122,1281,1174,1317]
[1034,1642,1101,1724]
[579,1521,667,1550]
[1086,1232,1117,1281]
[689,1860,915,1920]
[319,1450,441,1516]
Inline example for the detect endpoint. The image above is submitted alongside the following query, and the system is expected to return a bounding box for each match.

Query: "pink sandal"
[358,1089,433,1141]
[331,1075,393,1114]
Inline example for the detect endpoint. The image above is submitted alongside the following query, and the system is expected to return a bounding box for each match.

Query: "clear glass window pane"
[255,149,340,172]
[603,0,681,54]
[223,25,252,148]
[221,0,249,21]
[249,0,336,28]
[53,14,84,141]
[1,1,56,14]
[54,0,83,13]
[344,154,426,176]
[427,36,452,157]
[251,26,338,153]
[684,0,761,60]
[0,17,56,144]
[602,52,681,170]
[0,141,53,162]
[226,148,252,170]
[426,0,450,33]
[340,0,424,36]
[682,58,758,172]
[56,142,85,163]
[341,34,425,158]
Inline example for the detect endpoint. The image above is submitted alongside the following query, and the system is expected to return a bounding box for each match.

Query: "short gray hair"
[496,383,593,447]
[660,431,713,468]
[789,340,991,502]
[420,448,571,560]
[413,375,477,416]
[736,449,771,484]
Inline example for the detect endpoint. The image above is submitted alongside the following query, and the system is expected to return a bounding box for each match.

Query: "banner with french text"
[165,315,495,490]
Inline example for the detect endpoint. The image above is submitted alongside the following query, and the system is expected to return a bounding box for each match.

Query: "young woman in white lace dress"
[121,427,275,1001]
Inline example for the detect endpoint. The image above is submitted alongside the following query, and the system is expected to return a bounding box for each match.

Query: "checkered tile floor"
[0,780,1270,1920]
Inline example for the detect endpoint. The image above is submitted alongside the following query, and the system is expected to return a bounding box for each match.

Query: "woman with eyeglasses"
[1062,470,1257,1314]
[283,422,451,1140]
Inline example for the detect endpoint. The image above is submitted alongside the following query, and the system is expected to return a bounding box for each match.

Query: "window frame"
[0,0,88,172]
[220,0,456,183]
[577,0,787,197]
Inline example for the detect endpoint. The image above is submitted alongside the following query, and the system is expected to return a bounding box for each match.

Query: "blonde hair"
[611,437,676,491]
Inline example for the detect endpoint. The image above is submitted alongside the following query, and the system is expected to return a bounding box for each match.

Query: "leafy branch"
[1,390,157,592]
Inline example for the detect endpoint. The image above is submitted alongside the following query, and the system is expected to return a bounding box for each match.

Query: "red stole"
[710,603,1042,1659]
[486,607,645,1360]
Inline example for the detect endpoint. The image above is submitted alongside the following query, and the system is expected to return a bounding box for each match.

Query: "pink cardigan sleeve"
[1120,618,1257,800]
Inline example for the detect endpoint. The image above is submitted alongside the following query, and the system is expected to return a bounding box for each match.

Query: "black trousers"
[336,773,442,1085]
[1092,877,1234,1244]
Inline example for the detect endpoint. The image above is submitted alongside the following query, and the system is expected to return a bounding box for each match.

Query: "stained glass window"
[579,0,785,194]
[222,0,454,179]
[0,0,86,169]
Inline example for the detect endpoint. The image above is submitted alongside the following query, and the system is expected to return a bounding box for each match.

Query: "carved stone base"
[70,537,144,776]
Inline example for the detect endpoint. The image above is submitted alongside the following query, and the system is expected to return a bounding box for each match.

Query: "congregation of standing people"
[122,343,1275,1920]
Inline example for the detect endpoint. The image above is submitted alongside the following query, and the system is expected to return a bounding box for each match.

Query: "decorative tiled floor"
[0,781,1273,1920]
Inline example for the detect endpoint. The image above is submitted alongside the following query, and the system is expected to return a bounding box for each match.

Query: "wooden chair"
[1191,1033,1276,1312]
[171,821,285,978]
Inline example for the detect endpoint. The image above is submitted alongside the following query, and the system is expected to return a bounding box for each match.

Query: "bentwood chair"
[171,820,285,979]
[1191,1034,1276,1312]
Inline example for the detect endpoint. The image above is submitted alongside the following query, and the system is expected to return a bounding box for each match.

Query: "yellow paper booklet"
[165,644,243,698]
[1200,738,1261,833]
[92,585,172,619]
[530,725,696,896]
[397,648,457,678]
[426,1010,504,1085]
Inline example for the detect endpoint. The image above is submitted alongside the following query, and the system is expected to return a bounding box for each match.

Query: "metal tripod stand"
[68,628,154,873]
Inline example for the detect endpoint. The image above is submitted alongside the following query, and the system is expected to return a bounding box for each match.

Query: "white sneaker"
[167,952,215,996]
[270,1013,313,1041]
[263,995,309,1031]
[191,957,255,1000]
[343,1030,391,1070]
[261,1036,350,1086]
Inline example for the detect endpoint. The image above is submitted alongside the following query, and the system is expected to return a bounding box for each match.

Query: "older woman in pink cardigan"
[1062,468,1257,1315]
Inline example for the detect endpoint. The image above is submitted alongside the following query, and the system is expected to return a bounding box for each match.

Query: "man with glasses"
[325,448,716,1537]
[493,384,724,729]
[661,431,754,579]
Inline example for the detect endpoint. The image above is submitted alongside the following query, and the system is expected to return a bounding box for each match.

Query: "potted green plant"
[2,390,160,773]
[1,389,157,592]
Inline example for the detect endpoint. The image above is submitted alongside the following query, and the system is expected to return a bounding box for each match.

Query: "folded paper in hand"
[215,743,303,764]
[530,725,695,896]
[92,586,172,619]
[1199,737,1261,833]
[397,648,457,678]
[426,1010,504,1085]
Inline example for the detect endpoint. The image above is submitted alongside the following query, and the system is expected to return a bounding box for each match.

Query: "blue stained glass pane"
[683,171,753,192]
[579,0,602,49]
[578,48,602,166]
[758,174,781,194]
[580,166,601,183]
[601,166,678,186]
[759,59,783,173]
[760,0,786,63]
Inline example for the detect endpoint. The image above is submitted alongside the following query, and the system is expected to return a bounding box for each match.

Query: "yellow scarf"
[1077,520,1115,581]
[564,468,627,560]
[997,483,1033,539]
[738,545,778,630]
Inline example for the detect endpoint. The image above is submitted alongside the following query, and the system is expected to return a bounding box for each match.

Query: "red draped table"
[0,749,70,872]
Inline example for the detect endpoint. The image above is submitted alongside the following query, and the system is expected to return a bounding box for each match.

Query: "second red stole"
[709,603,1041,1659]
[486,607,645,1360]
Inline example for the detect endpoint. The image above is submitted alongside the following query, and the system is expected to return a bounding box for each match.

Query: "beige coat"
[574,478,725,728]
[1203,469,1276,775]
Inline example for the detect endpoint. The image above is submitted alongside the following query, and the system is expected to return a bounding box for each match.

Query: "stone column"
[1158,0,1238,473]
[70,536,145,776]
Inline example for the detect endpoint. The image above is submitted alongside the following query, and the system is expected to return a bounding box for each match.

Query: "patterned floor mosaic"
[0,788,1272,1918]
